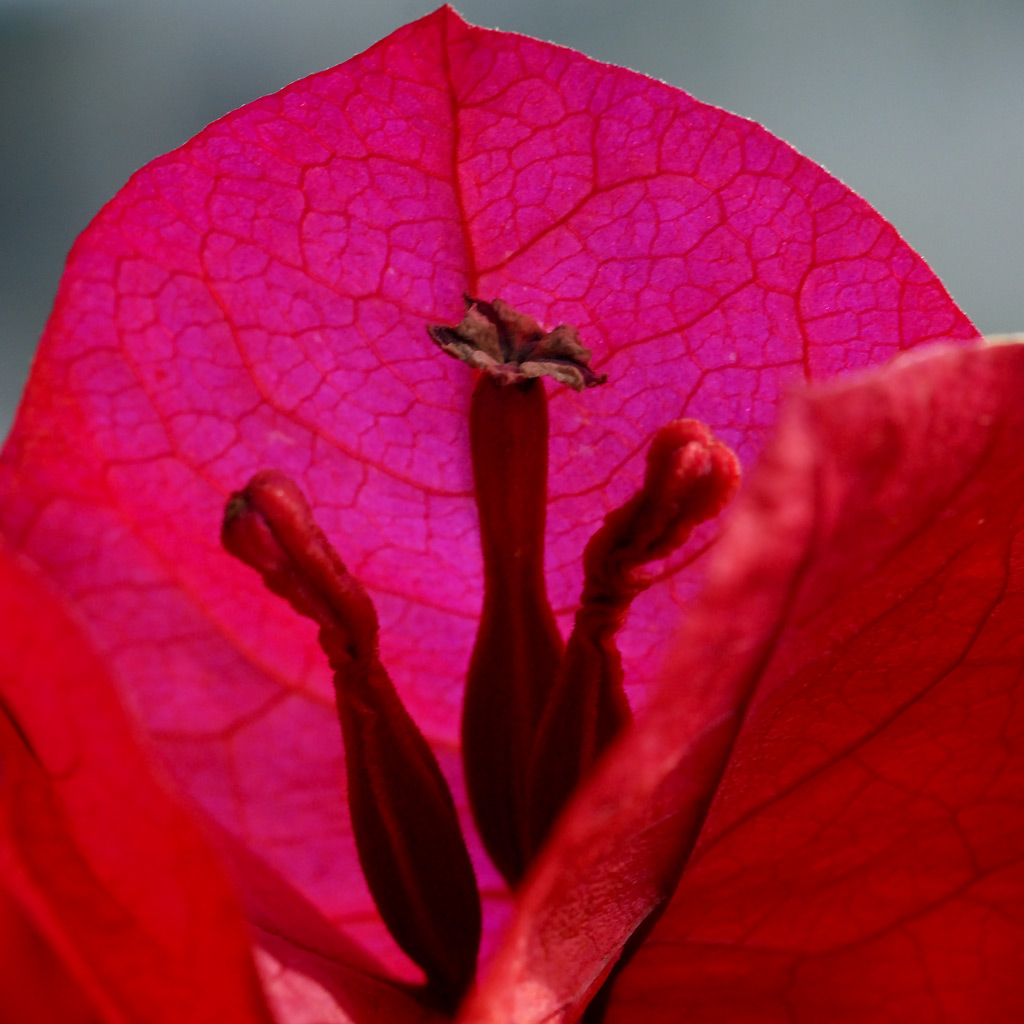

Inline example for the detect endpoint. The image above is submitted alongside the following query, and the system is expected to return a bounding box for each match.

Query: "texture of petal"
[609,340,1024,1021]
[466,341,1024,1022]
[0,5,973,978]
[0,881,102,1024]
[0,542,273,1024]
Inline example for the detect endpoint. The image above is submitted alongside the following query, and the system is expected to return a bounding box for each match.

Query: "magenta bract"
[0,7,993,1022]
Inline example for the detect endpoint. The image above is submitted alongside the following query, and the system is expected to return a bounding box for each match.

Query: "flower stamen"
[427,295,607,391]
[458,373,566,887]
[525,420,741,856]
[429,296,607,887]
[222,471,481,1010]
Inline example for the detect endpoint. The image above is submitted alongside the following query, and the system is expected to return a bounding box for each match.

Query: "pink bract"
[0,6,989,1022]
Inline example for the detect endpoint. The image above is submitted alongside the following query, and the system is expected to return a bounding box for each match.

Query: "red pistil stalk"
[222,471,480,1010]
[462,374,565,886]
[525,420,741,856]
[428,296,606,886]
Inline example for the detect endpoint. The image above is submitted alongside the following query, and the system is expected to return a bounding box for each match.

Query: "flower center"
[221,297,739,1012]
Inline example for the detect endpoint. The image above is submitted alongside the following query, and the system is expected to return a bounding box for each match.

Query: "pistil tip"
[428,295,607,391]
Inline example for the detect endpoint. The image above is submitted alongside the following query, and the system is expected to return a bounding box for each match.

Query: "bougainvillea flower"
[3,4,1013,1021]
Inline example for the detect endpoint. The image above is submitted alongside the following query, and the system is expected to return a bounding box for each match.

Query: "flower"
[2,7,1012,1023]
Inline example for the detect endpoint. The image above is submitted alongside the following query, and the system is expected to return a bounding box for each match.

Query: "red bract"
[0,542,276,1023]
[608,341,1024,1023]
[0,5,991,1022]
[462,340,1024,1023]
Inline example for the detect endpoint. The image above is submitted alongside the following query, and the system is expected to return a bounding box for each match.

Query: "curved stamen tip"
[221,471,378,665]
[221,471,481,1005]
[579,419,741,602]
[637,419,742,563]
[427,295,608,391]
[524,418,740,856]
[221,470,309,578]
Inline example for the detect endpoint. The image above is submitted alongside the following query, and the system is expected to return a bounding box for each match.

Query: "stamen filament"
[222,471,480,1009]
[462,375,565,886]
[430,296,607,886]
[526,420,741,854]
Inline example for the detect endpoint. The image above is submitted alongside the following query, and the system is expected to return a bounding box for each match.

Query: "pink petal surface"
[465,341,1024,1023]
[0,4,973,983]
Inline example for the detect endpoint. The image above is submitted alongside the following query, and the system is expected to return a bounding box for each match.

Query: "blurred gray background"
[2,0,1022,437]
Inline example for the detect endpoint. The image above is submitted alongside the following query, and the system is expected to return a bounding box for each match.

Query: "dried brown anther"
[427,295,607,392]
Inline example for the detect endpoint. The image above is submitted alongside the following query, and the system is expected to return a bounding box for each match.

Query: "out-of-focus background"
[2,0,1022,436]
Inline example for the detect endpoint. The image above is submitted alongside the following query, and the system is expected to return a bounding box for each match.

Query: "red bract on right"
[3,6,1014,1024]
[465,340,1024,1023]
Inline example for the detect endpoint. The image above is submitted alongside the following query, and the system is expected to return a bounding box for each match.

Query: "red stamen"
[429,296,606,887]
[526,420,741,855]
[222,471,480,1009]
[461,376,565,886]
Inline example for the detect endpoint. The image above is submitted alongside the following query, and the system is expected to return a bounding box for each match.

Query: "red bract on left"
[5,6,1017,1023]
